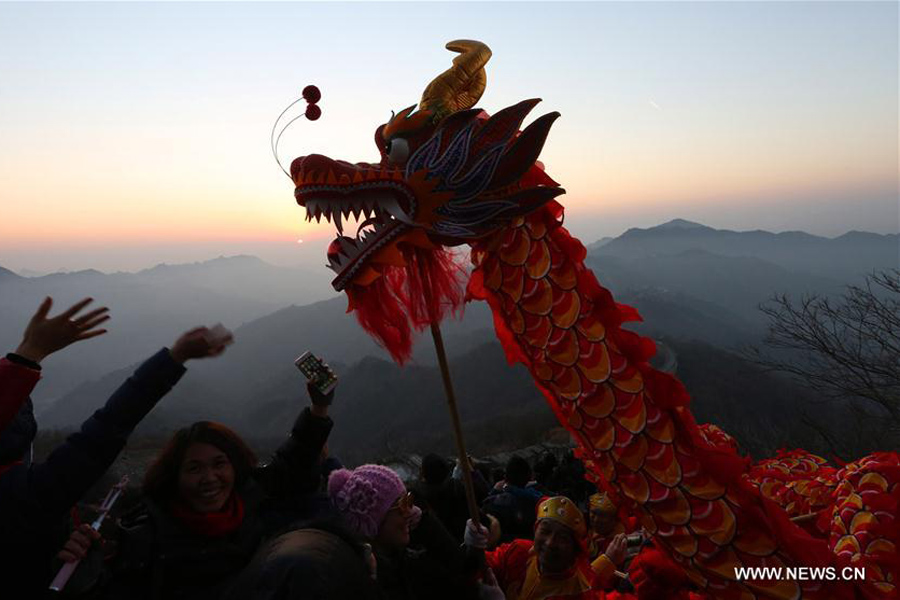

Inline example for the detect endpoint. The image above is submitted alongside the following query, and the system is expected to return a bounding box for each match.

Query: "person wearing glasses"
[327,464,476,600]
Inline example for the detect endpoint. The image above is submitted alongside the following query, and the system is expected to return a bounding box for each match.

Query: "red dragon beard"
[345,245,466,364]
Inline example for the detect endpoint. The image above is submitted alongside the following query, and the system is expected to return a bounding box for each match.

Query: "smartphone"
[294,351,338,395]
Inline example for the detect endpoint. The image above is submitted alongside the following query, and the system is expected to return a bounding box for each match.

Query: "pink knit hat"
[328,464,407,539]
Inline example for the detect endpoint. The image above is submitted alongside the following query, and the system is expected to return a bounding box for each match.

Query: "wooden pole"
[429,320,482,525]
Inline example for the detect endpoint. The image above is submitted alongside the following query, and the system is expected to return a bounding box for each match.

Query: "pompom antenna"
[271,84,322,179]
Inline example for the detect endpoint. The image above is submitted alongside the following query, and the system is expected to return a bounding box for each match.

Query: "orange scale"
[695,536,721,560]
[659,525,699,558]
[833,534,860,557]
[577,375,598,399]
[683,472,727,501]
[647,478,671,503]
[866,538,896,555]
[612,422,635,449]
[576,313,606,342]
[507,306,525,335]
[576,340,611,384]
[612,370,644,394]
[688,496,716,523]
[534,362,553,382]
[524,239,551,279]
[858,472,889,492]
[550,288,580,329]
[596,451,617,482]
[522,314,553,349]
[549,366,582,400]
[619,470,650,504]
[520,278,554,315]
[548,259,578,290]
[645,410,676,444]
[498,227,531,266]
[499,226,518,249]
[583,415,616,451]
[614,392,647,434]
[690,498,737,546]
[547,329,580,367]
[849,511,878,534]
[648,486,691,526]
[578,383,616,419]
[525,218,547,239]
[500,263,524,302]
[643,443,682,488]
[612,432,648,472]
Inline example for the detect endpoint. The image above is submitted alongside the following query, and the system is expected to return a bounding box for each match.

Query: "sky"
[0,1,897,274]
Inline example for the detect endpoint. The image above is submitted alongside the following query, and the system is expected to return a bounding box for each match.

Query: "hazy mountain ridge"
[0,256,335,403]
[16,219,893,436]
[596,219,897,282]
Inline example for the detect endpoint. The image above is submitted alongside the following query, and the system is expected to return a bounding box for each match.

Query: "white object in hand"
[204,323,234,347]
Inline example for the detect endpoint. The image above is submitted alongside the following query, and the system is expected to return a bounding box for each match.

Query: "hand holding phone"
[295,351,337,404]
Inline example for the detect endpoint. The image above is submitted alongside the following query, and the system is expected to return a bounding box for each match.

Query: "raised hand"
[169,327,233,364]
[15,297,110,363]
[604,533,628,567]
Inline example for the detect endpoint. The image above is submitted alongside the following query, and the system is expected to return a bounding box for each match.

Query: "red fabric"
[0,358,41,434]
[169,493,245,538]
[346,245,465,364]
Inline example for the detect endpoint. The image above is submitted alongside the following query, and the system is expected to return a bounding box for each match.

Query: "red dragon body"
[288,40,898,599]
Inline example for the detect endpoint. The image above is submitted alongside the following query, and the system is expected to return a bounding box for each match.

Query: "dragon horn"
[420,40,492,119]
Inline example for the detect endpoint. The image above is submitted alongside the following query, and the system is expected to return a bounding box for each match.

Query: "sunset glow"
[0,2,896,273]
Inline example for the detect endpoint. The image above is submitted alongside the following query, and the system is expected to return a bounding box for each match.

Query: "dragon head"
[290,40,565,292]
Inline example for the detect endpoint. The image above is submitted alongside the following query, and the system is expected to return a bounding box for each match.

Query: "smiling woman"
[65,384,337,600]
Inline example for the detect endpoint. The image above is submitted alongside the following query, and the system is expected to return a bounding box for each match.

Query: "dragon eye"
[386,138,410,164]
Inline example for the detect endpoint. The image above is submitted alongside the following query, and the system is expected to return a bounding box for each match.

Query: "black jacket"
[0,349,186,598]
[94,406,333,600]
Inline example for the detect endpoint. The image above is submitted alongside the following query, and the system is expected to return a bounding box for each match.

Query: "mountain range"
[4,218,894,460]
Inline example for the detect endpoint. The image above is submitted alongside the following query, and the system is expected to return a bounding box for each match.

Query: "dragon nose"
[289,155,307,182]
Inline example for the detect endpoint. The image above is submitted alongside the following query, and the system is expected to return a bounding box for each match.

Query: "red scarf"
[170,493,245,538]
[0,460,22,478]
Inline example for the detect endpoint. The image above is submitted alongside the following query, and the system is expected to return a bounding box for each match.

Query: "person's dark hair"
[491,467,505,486]
[505,455,531,488]
[534,452,558,485]
[420,453,450,485]
[142,421,258,504]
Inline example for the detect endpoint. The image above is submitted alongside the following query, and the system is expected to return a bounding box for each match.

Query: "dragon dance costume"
[285,40,900,599]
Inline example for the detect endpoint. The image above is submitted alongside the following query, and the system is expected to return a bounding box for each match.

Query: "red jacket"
[486,539,615,600]
[0,357,40,434]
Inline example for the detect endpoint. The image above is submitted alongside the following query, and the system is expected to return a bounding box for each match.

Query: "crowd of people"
[1,296,706,599]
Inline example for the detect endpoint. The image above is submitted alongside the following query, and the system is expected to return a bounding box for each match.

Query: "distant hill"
[594,219,897,283]
[587,250,843,328]
[0,256,335,404]
[43,336,833,464]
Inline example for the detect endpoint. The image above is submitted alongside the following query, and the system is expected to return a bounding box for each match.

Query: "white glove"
[477,568,506,600]
[464,518,489,549]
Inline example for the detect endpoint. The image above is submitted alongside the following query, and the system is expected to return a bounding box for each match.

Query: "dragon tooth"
[325,170,337,185]
[352,171,364,184]
[366,170,378,181]
[304,171,317,184]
